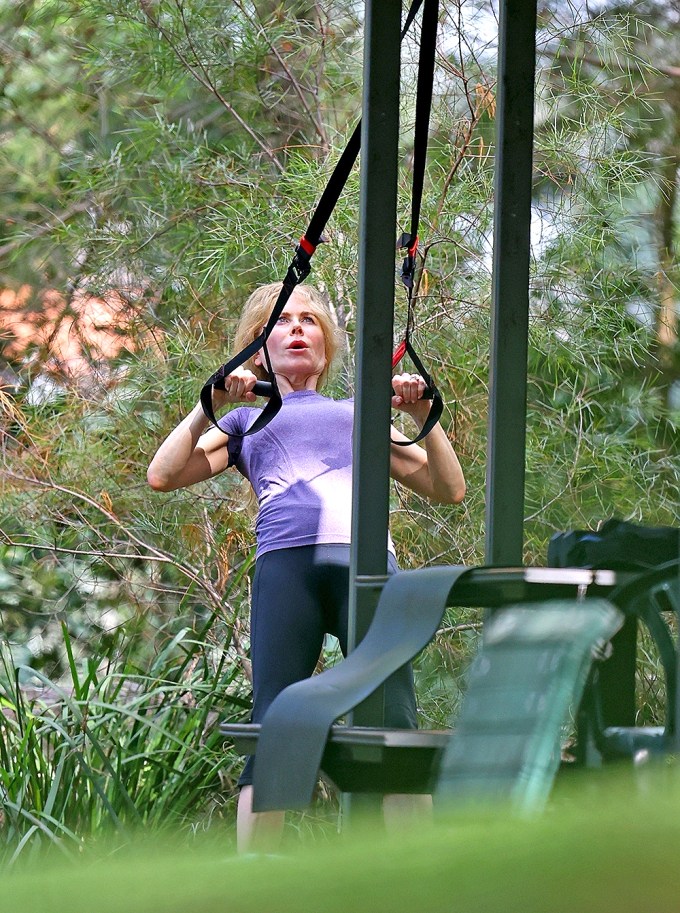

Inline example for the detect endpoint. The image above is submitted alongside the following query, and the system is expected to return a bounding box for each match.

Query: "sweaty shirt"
[218,390,359,558]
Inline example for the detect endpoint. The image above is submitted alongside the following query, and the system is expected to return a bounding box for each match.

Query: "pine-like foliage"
[0,0,678,856]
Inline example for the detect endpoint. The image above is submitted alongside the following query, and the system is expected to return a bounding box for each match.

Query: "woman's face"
[254,292,327,385]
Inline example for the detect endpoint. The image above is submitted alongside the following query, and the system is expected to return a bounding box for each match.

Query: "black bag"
[548,519,679,571]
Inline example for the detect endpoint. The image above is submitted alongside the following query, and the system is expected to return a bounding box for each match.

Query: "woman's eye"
[302,316,315,324]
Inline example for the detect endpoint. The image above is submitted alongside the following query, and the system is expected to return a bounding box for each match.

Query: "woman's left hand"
[390,373,466,504]
[391,373,431,420]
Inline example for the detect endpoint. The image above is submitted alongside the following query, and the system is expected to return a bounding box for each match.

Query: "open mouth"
[288,341,308,350]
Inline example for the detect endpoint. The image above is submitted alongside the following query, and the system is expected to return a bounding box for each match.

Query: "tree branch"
[0,467,227,614]
[139,0,283,173]
[234,0,329,151]
[544,46,680,82]
[0,201,91,261]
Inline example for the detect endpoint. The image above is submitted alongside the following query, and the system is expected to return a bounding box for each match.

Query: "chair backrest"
[436,599,623,814]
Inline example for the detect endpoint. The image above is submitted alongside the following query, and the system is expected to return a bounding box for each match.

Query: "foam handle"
[252,381,273,397]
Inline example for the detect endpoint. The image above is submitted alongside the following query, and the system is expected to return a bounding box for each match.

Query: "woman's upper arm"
[389,426,432,497]
[389,422,466,505]
[158,425,232,491]
[198,424,233,472]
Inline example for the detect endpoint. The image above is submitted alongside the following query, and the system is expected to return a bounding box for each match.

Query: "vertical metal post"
[675,554,680,752]
[347,0,402,722]
[485,0,537,566]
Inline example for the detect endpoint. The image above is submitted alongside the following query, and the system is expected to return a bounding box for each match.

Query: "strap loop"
[391,0,441,447]
[398,232,419,289]
[391,338,443,446]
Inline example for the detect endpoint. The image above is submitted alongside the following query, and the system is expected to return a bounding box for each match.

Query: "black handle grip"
[252,380,273,397]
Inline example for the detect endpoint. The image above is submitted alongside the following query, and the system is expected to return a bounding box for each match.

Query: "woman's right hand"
[212,367,260,408]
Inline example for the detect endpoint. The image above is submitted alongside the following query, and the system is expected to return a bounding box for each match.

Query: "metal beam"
[485,0,538,566]
[676,558,680,752]
[347,0,402,728]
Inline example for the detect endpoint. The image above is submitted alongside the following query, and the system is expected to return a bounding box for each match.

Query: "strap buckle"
[291,247,312,284]
[292,234,326,283]
[398,232,419,289]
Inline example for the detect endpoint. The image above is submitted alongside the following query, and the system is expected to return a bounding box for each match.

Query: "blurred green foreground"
[2,767,680,913]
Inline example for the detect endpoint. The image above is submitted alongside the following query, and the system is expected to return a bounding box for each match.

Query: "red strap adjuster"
[392,339,407,369]
[298,235,316,256]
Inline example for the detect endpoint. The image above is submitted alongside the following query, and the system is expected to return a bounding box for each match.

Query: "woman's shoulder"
[314,390,353,406]
[314,393,354,415]
[217,405,262,435]
[321,393,353,404]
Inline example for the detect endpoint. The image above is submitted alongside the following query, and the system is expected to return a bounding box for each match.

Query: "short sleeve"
[217,409,246,469]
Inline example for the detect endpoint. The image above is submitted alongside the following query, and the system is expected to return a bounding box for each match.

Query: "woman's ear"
[252,351,262,367]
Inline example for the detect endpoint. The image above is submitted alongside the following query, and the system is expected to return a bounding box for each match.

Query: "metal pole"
[484,0,537,566]
[675,550,680,752]
[347,0,402,723]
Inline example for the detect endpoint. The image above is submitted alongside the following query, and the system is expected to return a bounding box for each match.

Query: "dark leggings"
[239,544,418,786]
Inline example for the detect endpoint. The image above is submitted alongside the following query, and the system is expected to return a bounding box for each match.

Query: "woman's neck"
[275,372,320,396]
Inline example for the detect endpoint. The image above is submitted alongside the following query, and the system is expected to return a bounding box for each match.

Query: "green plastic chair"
[436,600,623,813]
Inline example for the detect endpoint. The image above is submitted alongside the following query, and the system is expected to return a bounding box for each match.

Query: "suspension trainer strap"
[400,0,437,289]
[392,0,443,446]
[199,248,309,431]
[200,0,428,434]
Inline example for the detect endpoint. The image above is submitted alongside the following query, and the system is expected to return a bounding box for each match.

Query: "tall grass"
[0,613,251,864]
[2,767,680,913]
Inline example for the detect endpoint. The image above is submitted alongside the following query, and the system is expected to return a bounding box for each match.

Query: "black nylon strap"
[200,0,430,436]
[403,0,438,272]
[392,0,443,446]
[399,0,438,293]
[392,339,444,446]
[293,0,425,252]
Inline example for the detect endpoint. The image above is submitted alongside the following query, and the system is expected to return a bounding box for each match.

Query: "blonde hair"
[232,282,344,389]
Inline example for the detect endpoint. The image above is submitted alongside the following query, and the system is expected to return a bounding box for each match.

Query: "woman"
[147,282,466,852]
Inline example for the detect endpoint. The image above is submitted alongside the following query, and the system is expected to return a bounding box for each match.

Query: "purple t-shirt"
[218,391,359,558]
